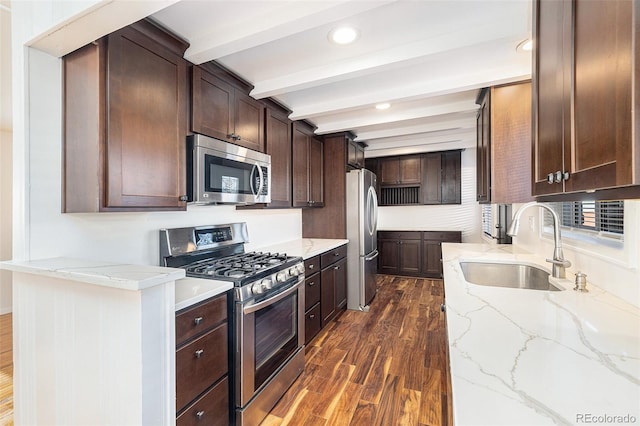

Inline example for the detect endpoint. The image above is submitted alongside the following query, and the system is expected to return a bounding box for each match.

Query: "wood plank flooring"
[0,313,12,426]
[0,275,452,426]
[262,275,453,426]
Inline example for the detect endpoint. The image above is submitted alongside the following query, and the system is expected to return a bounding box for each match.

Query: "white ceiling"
[152,0,532,155]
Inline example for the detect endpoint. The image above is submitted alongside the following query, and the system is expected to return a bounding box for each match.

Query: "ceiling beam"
[353,115,477,142]
[184,0,398,64]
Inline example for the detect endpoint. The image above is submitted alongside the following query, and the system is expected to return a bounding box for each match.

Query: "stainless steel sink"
[459,261,562,291]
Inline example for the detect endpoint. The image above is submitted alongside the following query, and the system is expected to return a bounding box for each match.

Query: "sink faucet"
[507,202,572,279]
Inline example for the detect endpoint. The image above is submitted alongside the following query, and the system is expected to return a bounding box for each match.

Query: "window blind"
[543,201,624,238]
[481,204,493,237]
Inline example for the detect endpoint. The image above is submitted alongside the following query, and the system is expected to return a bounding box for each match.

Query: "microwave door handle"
[249,164,257,196]
[255,163,265,197]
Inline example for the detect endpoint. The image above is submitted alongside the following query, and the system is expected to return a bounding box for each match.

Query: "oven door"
[236,278,305,408]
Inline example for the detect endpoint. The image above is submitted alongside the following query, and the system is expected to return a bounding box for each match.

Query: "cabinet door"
[377,238,399,275]
[191,66,234,143]
[234,91,264,152]
[265,108,292,207]
[320,266,336,326]
[292,125,310,207]
[476,89,491,202]
[441,150,461,204]
[380,158,400,185]
[334,258,347,311]
[398,240,421,276]
[567,0,633,192]
[106,26,187,209]
[422,153,441,204]
[309,137,324,206]
[399,156,422,184]
[532,0,570,195]
[422,241,443,278]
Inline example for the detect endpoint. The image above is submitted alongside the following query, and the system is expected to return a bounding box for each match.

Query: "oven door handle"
[243,280,301,314]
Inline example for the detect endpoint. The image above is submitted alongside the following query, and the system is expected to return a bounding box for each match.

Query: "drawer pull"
[309,314,315,319]
[308,281,315,286]
[334,252,340,256]
[309,264,314,269]
[196,410,205,419]
[334,266,340,270]
[194,316,203,325]
[195,349,204,358]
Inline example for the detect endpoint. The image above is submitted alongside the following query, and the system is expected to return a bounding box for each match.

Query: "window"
[481,204,493,237]
[543,201,624,240]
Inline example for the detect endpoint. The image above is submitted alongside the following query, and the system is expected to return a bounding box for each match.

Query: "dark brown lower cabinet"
[175,292,230,424]
[378,231,462,278]
[304,244,347,343]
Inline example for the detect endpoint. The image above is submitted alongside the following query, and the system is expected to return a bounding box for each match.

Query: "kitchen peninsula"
[442,243,640,425]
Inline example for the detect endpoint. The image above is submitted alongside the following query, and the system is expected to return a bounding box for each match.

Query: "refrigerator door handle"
[367,186,378,236]
[364,250,379,261]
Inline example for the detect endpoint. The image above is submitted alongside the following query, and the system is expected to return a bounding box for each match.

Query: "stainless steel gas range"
[159,223,305,425]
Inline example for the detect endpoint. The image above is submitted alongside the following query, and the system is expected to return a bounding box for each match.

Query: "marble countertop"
[0,257,185,291]
[175,277,233,311]
[442,243,640,425]
[255,238,349,260]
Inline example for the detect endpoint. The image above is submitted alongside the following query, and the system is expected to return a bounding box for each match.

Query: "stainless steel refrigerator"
[346,168,378,311]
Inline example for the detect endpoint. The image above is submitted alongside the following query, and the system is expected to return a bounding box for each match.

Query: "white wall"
[510,201,640,308]
[377,148,483,242]
[1,3,12,314]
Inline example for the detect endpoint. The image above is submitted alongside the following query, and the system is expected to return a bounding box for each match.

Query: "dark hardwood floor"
[0,313,12,425]
[262,274,453,426]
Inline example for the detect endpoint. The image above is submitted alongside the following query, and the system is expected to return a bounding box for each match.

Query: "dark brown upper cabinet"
[192,63,265,152]
[293,121,324,208]
[347,137,366,169]
[371,150,461,206]
[476,81,534,204]
[532,0,640,199]
[63,19,189,212]
[264,102,293,208]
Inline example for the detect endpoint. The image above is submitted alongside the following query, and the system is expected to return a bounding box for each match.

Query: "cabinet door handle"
[195,349,204,358]
[440,304,446,312]
[547,173,554,184]
[309,314,316,319]
[196,410,205,419]
[179,195,188,202]
[308,281,315,286]
[194,316,203,325]
[334,266,340,270]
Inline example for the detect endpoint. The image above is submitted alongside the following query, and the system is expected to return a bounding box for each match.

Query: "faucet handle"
[545,258,572,268]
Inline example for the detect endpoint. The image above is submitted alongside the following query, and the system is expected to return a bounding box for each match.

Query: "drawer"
[320,244,347,269]
[304,303,321,345]
[304,274,320,311]
[176,293,227,347]
[423,231,462,242]
[177,376,229,426]
[378,231,421,241]
[304,256,320,277]
[176,323,228,412]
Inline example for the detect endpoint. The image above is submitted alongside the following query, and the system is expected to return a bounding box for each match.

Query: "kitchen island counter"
[442,243,640,425]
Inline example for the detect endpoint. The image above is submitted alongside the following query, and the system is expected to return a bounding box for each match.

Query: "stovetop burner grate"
[184,251,296,284]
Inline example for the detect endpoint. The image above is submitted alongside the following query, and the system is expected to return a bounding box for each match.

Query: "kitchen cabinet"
[303,256,321,344]
[302,132,352,239]
[175,292,230,425]
[293,121,324,207]
[379,155,422,186]
[476,81,533,204]
[378,231,421,276]
[264,102,293,208]
[347,137,366,169]
[372,150,461,206]
[378,231,462,278]
[63,19,188,212]
[532,0,640,198]
[422,231,462,278]
[320,245,348,327]
[192,63,265,152]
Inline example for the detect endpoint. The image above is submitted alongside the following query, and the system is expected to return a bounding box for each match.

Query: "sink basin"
[459,261,562,291]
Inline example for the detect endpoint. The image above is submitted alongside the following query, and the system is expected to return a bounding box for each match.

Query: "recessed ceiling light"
[517,38,533,52]
[375,103,391,110]
[329,26,359,45]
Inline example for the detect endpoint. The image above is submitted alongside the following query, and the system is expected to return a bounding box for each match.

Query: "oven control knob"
[251,282,265,295]
[276,271,288,283]
[261,278,273,290]
[289,267,299,276]
[296,264,305,274]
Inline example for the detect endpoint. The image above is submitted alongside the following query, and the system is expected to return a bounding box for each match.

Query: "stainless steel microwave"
[187,134,271,205]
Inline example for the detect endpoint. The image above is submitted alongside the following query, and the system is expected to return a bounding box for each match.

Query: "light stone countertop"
[174,277,233,311]
[442,243,640,425]
[255,238,349,260]
[0,257,185,291]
